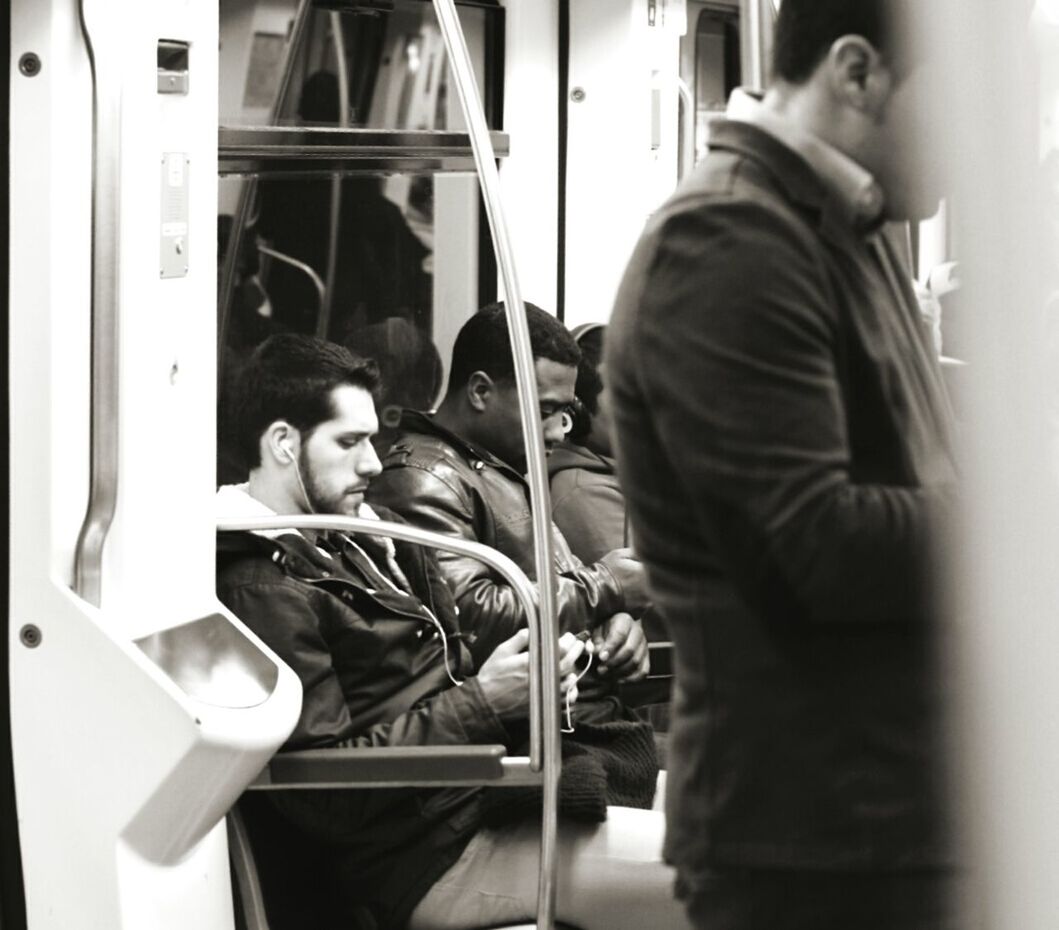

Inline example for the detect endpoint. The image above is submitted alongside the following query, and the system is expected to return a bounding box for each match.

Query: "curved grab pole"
[217,515,545,770]
[430,2,562,927]
[257,245,326,313]
[73,0,122,606]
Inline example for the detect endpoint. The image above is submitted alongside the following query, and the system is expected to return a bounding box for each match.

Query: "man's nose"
[357,443,383,479]
[542,417,566,446]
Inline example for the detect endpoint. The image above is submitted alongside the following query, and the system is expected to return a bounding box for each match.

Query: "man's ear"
[826,35,892,118]
[263,420,299,465]
[466,370,495,413]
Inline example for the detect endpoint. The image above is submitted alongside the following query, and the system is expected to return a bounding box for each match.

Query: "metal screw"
[170,361,179,384]
[570,87,586,103]
[20,624,42,648]
[19,53,41,77]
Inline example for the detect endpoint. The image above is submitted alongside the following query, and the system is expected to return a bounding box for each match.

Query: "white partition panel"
[9,1,301,926]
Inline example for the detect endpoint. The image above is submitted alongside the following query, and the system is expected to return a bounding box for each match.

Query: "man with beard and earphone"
[215,333,690,930]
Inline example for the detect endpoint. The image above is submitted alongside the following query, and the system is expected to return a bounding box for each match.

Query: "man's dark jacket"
[607,119,958,888]
[368,410,632,665]
[216,513,503,928]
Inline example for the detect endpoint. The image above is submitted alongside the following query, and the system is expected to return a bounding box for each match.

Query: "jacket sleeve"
[219,578,507,750]
[551,472,628,564]
[370,464,626,664]
[621,200,952,625]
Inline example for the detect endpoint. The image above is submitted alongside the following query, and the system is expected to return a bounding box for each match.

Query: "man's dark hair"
[233,333,380,468]
[569,326,605,445]
[446,302,580,396]
[772,0,915,85]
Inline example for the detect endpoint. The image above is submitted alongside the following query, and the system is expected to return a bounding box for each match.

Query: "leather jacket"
[368,410,631,665]
[216,509,504,927]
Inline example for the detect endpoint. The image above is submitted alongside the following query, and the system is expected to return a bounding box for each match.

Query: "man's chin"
[341,494,364,517]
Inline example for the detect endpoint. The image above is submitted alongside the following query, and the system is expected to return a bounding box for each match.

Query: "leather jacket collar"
[397,409,528,487]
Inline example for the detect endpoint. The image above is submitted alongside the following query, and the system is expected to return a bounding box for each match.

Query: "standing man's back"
[608,2,958,928]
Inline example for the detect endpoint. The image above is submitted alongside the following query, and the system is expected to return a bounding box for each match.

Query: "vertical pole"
[431,2,561,928]
[739,0,773,92]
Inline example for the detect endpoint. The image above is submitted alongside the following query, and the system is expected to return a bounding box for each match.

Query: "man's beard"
[298,449,361,516]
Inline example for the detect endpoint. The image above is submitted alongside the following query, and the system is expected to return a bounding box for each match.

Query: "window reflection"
[217,0,501,482]
[679,3,742,167]
[219,0,498,131]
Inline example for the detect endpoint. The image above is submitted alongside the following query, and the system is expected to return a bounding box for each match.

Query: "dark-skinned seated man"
[366,303,652,731]
[216,334,688,930]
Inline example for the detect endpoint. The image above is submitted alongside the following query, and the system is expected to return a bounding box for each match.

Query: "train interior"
[6,0,1059,927]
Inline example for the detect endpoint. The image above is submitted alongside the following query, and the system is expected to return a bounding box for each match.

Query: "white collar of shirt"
[725,88,885,229]
[216,483,294,539]
[215,482,395,561]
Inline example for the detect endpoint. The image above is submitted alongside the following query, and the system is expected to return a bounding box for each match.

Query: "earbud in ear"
[280,440,296,463]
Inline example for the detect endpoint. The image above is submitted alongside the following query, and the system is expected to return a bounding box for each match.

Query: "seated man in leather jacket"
[367,304,652,715]
[216,333,687,930]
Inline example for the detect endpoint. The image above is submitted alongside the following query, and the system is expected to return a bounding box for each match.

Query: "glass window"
[219,0,501,131]
[217,169,489,478]
[679,3,741,166]
[217,0,503,479]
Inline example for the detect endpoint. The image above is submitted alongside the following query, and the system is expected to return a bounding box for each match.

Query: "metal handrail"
[73,0,122,606]
[740,0,775,93]
[257,245,326,314]
[216,515,547,772]
[430,2,562,927]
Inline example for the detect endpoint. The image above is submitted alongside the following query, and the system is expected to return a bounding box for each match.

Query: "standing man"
[368,302,651,702]
[608,2,958,929]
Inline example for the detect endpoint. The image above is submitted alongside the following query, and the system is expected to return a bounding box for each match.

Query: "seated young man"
[216,333,689,930]
[368,305,651,724]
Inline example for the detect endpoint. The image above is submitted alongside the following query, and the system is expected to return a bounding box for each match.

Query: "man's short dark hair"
[446,302,580,396]
[569,326,605,445]
[772,0,916,85]
[233,333,380,468]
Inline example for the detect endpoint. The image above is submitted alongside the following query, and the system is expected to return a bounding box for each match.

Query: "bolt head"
[19,53,42,77]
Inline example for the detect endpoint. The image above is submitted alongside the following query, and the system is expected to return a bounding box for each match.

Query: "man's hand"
[598,547,650,615]
[476,629,531,721]
[592,612,649,682]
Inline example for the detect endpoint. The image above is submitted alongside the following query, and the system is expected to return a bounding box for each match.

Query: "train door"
[560,0,773,329]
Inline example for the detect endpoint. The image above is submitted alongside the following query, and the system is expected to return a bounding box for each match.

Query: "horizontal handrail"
[216,515,547,772]
[219,126,511,159]
[247,745,541,790]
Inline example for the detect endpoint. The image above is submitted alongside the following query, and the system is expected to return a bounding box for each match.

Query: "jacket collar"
[215,483,412,584]
[725,88,884,231]
[547,441,615,478]
[216,482,297,539]
[398,408,527,485]
[705,116,884,238]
